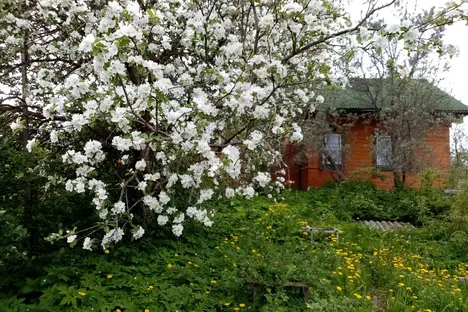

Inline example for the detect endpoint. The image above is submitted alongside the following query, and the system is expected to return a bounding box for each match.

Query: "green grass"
[1,187,468,311]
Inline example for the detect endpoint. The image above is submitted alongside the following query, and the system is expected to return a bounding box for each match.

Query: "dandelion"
[266,226,272,230]
[252,249,256,253]
[107,275,112,279]
[194,264,199,268]
[234,308,240,311]
[224,303,231,306]
[398,283,405,287]
[336,286,342,291]
[148,285,153,290]
[145,309,150,312]
[353,293,362,299]
[240,303,245,308]
[411,295,417,299]
[104,249,110,254]
[211,280,217,285]
[116,309,121,312]
[188,261,192,265]
[366,296,371,300]
[79,292,86,296]
[167,264,173,269]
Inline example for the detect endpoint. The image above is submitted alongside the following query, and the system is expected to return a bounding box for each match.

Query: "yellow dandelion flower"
[234,308,240,311]
[353,293,362,299]
[104,249,110,254]
[145,309,150,312]
[211,280,217,285]
[194,264,199,268]
[240,303,245,308]
[252,249,256,253]
[79,292,86,296]
[224,303,231,306]
[336,286,342,291]
[188,261,192,265]
[366,296,371,300]
[411,296,417,299]
[148,285,153,290]
[107,275,112,279]
[398,283,405,287]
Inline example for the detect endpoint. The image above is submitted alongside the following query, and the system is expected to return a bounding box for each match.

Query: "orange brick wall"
[285,121,452,190]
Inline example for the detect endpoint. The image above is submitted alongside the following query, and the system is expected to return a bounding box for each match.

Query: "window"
[375,135,393,169]
[321,133,342,170]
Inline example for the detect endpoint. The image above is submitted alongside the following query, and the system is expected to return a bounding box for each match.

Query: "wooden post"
[303,287,309,303]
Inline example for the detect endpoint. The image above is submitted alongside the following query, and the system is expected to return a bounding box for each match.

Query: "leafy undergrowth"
[2,188,468,311]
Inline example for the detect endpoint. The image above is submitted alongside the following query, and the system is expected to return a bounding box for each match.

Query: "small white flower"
[50,130,58,143]
[172,224,183,237]
[137,181,147,191]
[79,34,95,52]
[10,120,24,131]
[26,138,36,153]
[135,159,146,171]
[132,226,145,240]
[83,237,92,250]
[111,201,126,214]
[67,235,77,243]
[316,95,324,104]
[157,215,169,225]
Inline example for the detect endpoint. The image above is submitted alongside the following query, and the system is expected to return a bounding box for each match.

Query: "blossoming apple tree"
[0,0,467,250]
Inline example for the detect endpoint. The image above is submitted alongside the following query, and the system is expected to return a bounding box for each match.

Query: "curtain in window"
[375,135,392,168]
[323,133,342,165]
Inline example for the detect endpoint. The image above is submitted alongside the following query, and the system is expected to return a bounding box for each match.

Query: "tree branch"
[282,0,398,64]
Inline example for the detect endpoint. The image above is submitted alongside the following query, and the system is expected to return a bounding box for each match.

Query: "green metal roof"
[320,78,468,114]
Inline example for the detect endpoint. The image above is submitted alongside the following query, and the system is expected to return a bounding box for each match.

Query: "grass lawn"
[2,185,468,311]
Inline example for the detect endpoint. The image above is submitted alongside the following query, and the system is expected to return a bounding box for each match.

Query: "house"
[285,79,468,190]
